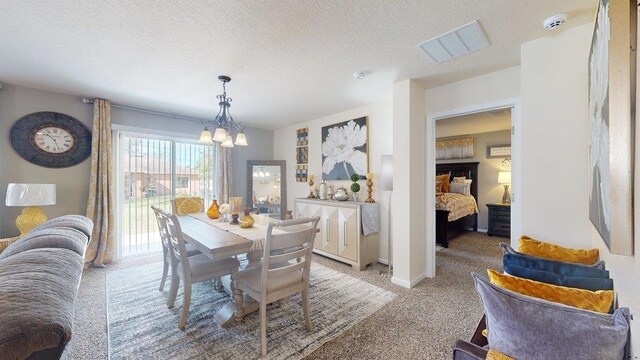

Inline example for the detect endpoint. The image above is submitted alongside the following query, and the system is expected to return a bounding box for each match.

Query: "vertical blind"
[117,132,216,257]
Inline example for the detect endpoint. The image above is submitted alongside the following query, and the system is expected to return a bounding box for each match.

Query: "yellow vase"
[239,208,255,228]
[207,199,220,219]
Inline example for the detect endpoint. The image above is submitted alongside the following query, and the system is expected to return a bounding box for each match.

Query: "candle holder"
[230,213,240,225]
[365,172,375,203]
[307,175,316,198]
[229,197,243,225]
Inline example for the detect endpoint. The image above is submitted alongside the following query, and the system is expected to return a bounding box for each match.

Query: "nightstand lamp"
[5,183,56,236]
[497,171,511,204]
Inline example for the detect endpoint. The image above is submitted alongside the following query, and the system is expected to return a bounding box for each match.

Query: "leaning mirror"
[246,160,287,220]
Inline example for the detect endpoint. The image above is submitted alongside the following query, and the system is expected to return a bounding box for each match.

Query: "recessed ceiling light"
[353,71,366,80]
[543,14,567,30]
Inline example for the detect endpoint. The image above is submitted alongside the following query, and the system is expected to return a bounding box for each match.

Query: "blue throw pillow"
[499,243,606,270]
[504,263,614,291]
[503,253,610,279]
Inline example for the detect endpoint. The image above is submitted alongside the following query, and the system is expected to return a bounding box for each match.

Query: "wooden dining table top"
[177,215,254,260]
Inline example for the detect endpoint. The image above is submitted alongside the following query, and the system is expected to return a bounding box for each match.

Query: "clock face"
[10,112,92,168]
[33,126,76,154]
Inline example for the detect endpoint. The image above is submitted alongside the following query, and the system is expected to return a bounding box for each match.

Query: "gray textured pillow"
[499,243,606,270]
[472,273,629,360]
[449,182,471,196]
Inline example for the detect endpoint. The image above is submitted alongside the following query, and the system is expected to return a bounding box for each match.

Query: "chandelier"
[199,75,248,147]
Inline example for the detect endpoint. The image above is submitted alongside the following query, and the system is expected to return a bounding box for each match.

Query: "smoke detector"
[353,71,366,80]
[543,14,567,30]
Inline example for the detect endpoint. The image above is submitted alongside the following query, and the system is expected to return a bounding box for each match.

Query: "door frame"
[425,97,521,278]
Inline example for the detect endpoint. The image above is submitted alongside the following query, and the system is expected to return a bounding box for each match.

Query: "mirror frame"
[246,160,287,220]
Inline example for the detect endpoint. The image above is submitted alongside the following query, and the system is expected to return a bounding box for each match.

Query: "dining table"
[176,212,291,326]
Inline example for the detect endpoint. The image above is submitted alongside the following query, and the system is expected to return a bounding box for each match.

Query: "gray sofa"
[0,215,93,360]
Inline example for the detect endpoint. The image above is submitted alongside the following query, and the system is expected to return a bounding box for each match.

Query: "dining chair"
[233,216,320,356]
[171,197,205,215]
[151,206,201,293]
[159,209,241,330]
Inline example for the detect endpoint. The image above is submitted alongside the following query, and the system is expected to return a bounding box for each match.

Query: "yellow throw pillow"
[487,269,614,313]
[518,235,599,265]
[486,349,515,360]
[436,174,450,193]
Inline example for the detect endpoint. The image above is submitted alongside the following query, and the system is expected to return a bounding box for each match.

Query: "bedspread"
[436,193,479,221]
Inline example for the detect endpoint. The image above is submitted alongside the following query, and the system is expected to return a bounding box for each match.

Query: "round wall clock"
[10,112,92,168]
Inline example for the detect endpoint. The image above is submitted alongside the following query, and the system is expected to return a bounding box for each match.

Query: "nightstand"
[486,203,511,238]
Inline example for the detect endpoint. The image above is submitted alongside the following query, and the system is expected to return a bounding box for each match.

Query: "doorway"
[425,98,521,277]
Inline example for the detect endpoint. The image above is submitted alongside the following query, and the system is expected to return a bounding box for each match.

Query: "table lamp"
[5,183,56,236]
[497,171,511,204]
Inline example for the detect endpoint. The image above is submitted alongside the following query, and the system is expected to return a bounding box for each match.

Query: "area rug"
[107,261,396,359]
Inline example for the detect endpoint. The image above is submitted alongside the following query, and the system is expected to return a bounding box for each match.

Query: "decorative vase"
[327,185,335,200]
[319,180,328,200]
[219,203,230,222]
[352,192,358,202]
[239,208,255,228]
[334,187,349,201]
[207,199,220,219]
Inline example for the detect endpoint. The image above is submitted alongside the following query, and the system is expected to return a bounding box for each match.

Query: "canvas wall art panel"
[296,127,308,146]
[436,137,474,160]
[295,165,308,182]
[296,146,308,164]
[321,117,368,180]
[588,0,634,255]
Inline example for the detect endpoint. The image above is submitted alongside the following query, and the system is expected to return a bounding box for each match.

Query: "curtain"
[85,99,115,267]
[215,143,233,204]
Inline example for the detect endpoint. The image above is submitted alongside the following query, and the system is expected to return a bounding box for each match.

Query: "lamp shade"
[498,171,511,184]
[380,155,393,191]
[212,127,227,142]
[198,127,212,143]
[221,134,235,148]
[234,132,248,146]
[5,183,56,206]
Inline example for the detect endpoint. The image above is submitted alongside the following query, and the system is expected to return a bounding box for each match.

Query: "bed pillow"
[504,263,614,291]
[473,273,630,360]
[449,182,471,196]
[452,176,472,184]
[487,269,614,313]
[503,253,609,279]
[436,174,450,192]
[518,235,599,265]
[499,243,606,270]
[435,180,443,193]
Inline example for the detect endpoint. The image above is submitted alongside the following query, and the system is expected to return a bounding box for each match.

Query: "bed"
[436,162,479,248]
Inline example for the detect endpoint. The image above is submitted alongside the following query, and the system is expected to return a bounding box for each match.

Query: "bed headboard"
[436,162,479,199]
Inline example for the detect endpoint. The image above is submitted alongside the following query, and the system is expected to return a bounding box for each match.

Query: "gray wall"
[436,129,511,230]
[0,83,273,237]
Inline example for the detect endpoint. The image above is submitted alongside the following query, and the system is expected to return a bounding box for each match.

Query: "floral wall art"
[321,117,368,180]
[588,0,634,255]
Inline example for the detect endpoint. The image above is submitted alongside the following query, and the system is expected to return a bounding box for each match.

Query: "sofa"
[0,215,93,360]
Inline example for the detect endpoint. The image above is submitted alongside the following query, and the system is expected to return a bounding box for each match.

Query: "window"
[116,132,217,257]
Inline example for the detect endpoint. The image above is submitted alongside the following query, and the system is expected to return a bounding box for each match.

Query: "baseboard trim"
[377,258,389,265]
[391,272,428,288]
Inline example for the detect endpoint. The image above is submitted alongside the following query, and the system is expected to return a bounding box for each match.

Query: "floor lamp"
[380,155,393,277]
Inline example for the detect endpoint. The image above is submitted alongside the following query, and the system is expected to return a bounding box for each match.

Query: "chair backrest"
[261,217,320,297]
[151,206,171,252]
[171,197,205,215]
[157,209,191,274]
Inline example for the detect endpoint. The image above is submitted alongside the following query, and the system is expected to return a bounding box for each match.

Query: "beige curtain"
[85,99,115,267]
[215,143,233,204]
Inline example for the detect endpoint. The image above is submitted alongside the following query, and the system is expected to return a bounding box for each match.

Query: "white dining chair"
[233,216,320,356]
[159,209,241,330]
[151,206,201,293]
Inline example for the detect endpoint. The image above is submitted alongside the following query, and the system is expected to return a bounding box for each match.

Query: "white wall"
[273,101,392,262]
[520,23,592,249]
[0,83,273,237]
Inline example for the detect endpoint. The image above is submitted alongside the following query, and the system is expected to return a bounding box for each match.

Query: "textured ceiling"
[0,1,595,129]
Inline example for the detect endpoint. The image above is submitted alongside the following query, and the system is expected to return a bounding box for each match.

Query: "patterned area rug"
[107,261,396,359]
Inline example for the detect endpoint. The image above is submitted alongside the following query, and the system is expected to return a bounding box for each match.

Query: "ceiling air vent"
[416,20,490,63]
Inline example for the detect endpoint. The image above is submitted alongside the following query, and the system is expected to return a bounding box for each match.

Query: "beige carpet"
[64,231,504,359]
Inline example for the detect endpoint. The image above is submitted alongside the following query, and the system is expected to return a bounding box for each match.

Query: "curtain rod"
[81,98,209,124]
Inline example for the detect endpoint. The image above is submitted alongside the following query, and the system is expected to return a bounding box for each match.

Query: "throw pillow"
[486,349,514,360]
[499,243,606,270]
[435,180,443,193]
[518,235,599,265]
[436,174,450,192]
[473,273,630,360]
[504,263,614,291]
[449,182,471,196]
[487,269,614,313]
[503,253,609,279]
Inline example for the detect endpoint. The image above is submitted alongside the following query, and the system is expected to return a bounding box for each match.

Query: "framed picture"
[487,144,511,158]
[588,0,635,255]
[296,127,308,146]
[321,116,368,180]
[296,146,308,164]
[436,137,474,160]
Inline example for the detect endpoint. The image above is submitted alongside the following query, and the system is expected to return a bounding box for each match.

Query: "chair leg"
[179,282,192,331]
[167,273,179,308]
[159,259,169,291]
[260,302,267,357]
[302,289,313,331]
